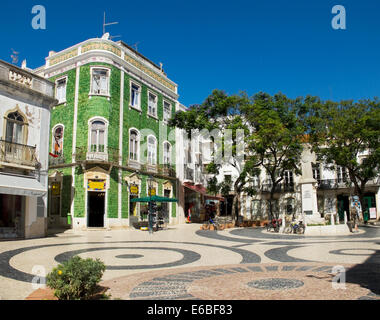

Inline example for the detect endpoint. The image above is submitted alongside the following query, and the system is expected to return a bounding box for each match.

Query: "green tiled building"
[35,37,179,229]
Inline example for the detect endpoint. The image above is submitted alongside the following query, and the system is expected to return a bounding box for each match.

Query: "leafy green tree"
[241,92,307,219]
[170,90,257,221]
[307,97,380,218]
[171,90,307,221]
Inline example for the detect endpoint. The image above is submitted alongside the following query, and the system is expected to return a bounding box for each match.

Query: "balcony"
[48,153,66,167]
[159,164,176,178]
[0,140,38,169]
[184,165,194,182]
[261,183,295,193]
[317,179,352,190]
[75,146,119,164]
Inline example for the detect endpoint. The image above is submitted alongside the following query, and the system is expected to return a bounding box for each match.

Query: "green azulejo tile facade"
[38,37,180,229]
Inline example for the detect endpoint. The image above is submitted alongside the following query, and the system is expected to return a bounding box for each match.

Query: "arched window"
[90,120,106,153]
[129,129,139,161]
[5,111,26,144]
[147,136,157,165]
[163,142,171,165]
[52,125,64,156]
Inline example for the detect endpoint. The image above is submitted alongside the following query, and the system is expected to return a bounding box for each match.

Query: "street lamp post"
[148,175,154,234]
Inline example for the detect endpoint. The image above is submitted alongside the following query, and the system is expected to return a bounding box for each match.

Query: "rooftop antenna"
[10,48,19,64]
[132,42,140,51]
[102,12,121,40]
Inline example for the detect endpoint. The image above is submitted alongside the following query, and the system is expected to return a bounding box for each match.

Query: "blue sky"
[1,0,380,106]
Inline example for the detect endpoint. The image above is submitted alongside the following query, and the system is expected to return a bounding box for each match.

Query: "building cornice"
[35,38,178,98]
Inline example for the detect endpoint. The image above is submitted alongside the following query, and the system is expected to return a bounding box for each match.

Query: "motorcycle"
[266,218,282,233]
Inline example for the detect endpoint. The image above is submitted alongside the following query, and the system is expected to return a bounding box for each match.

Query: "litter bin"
[67,214,72,226]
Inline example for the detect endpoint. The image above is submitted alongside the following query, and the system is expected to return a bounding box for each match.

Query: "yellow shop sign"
[88,180,106,191]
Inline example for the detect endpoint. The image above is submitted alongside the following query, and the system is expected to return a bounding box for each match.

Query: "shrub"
[46,256,106,300]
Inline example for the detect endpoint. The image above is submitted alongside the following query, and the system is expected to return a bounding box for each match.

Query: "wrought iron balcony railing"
[184,166,194,181]
[75,146,120,163]
[261,183,295,193]
[48,153,66,166]
[0,140,38,168]
[317,179,352,190]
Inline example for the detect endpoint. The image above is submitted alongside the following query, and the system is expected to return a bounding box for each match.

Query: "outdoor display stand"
[130,195,178,233]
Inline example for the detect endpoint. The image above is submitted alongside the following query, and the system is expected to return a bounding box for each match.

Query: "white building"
[0,60,57,238]
[213,145,380,224]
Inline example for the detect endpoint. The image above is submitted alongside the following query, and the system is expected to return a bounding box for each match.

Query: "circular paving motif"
[115,254,144,259]
[247,278,304,290]
[329,249,378,256]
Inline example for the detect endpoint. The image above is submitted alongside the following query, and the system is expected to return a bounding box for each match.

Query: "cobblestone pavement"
[0,224,379,300]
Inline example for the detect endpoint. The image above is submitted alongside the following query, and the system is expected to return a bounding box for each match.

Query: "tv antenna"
[102,12,121,40]
[132,42,140,51]
[10,48,19,64]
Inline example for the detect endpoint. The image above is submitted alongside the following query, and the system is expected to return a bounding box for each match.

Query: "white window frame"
[147,135,157,165]
[88,117,109,154]
[130,80,141,111]
[55,76,67,105]
[163,141,172,165]
[51,124,65,156]
[163,99,172,123]
[147,90,158,118]
[129,128,140,162]
[89,66,111,98]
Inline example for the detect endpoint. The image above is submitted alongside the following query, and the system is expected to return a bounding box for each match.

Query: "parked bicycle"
[266,218,282,233]
[284,220,305,234]
[208,217,220,230]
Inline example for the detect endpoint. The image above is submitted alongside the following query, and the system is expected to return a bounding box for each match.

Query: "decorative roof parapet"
[43,38,177,93]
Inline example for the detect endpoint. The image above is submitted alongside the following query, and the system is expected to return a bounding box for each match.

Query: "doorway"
[337,195,350,222]
[87,191,105,227]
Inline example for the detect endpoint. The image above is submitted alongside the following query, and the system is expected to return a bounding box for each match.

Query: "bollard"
[331,213,335,226]
[344,211,347,224]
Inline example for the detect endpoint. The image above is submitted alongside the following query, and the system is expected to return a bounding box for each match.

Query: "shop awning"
[0,174,47,197]
[183,182,225,201]
[130,195,178,203]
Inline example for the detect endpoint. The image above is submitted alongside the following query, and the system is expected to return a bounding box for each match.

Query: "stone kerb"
[304,224,352,236]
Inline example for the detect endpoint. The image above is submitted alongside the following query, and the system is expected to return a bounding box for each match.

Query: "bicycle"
[207,217,220,230]
[284,220,305,234]
[266,218,282,233]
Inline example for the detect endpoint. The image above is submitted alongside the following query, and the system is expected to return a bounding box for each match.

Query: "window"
[147,136,157,165]
[56,78,67,104]
[148,92,157,117]
[129,130,139,161]
[5,111,25,144]
[52,125,64,156]
[163,142,171,165]
[90,120,106,153]
[91,68,109,96]
[163,100,172,122]
[312,163,321,181]
[283,170,294,186]
[130,82,141,109]
[337,166,347,183]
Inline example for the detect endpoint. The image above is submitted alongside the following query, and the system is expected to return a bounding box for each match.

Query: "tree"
[307,97,380,219]
[170,90,307,221]
[170,90,257,221]
[241,92,307,220]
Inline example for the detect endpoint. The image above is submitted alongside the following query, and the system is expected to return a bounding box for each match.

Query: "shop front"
[183,182,224,222]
